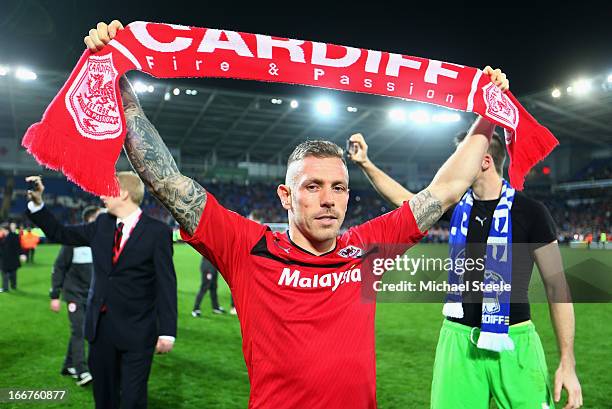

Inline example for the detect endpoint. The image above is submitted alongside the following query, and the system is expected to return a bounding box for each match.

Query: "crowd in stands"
[566,158,612,182]
[1,176,609,245]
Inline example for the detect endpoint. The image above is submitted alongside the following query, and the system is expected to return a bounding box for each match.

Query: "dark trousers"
[63,301,88,374]
[26,248,35,263]
[1,269,17,290]
[193,270,220,311]
[89,314,154,409]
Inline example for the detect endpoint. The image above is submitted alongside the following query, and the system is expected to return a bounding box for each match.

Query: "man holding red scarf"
[85,20,509,409]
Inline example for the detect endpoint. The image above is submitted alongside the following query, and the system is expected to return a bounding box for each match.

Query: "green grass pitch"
[0,244,609,408]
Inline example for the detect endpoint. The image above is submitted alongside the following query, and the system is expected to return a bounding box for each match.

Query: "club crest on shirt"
[65,54,122,140]
[482,82,519,130]
[337,245,363,258]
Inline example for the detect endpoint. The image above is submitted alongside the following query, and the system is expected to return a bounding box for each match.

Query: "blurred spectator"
[1,221,23,292]
[20,227,40,263]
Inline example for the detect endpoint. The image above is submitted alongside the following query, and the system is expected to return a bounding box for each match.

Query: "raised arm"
[25,176,95,246]
[84,20,207,235]
[120,77,206,235]
[408,116,495,231]
[348,133,414,207]
[407,66,508,232]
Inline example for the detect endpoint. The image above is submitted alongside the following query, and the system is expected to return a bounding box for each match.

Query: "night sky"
[1,1,611,98]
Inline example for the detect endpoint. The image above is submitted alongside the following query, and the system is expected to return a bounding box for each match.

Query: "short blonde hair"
[287,140,345,166]
[116,171,145,205]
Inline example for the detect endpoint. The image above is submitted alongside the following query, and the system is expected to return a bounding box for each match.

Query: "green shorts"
[431,319,554,409]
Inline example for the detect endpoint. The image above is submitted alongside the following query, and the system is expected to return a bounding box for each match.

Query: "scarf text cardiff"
[22,22,558,195]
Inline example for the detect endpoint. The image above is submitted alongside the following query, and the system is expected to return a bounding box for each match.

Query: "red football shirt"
[181,193,425,408]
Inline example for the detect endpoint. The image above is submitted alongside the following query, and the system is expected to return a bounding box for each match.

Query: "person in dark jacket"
[192,256,225,316]
[0,221,22,292]
[50,206,101,386]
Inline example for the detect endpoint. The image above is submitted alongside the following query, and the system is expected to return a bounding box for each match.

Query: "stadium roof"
[1,68,611,173]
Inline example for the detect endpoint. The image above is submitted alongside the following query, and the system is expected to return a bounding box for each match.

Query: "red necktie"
[112,222,124,263]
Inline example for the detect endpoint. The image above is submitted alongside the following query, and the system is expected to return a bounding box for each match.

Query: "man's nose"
[320,189,335,208]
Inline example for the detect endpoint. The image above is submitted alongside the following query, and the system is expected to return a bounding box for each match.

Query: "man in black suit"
[0,221,22,292]
[26,172,177,409]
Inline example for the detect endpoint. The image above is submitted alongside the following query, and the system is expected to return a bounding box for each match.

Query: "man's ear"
[120,189,130,202]
[277,184,292,210]
[482,154,494,172]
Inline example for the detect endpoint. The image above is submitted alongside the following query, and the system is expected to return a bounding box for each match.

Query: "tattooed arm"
[120,77,206,235]
[408,66,508,232]
[409,116,495,231]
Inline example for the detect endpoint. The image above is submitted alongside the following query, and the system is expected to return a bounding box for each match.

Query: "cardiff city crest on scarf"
[65,54,122,140]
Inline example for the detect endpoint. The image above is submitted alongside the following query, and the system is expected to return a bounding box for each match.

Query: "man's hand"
[25,176,44,205]
[483,66,509,91]
[555,362,583,409]
[155,337,174,354]
[50,299,61,313]
[84,20,124,52]
[347,133,371,167]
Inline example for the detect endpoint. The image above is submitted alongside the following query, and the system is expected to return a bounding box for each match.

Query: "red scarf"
[22,21,557,196]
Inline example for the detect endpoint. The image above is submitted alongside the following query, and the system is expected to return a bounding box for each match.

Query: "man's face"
[283,156,349,244]
[9,222,16,232]
[100,190,127,216]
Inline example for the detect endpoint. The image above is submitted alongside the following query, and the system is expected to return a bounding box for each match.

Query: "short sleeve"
[180,193,266,287]
[528,199,557,250]
[347,201,426,246]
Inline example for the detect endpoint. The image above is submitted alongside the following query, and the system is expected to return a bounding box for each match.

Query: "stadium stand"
[1,174,609,246]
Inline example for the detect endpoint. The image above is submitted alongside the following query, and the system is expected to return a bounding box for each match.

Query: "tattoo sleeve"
[120,77,206,235]
[409,189,443,232]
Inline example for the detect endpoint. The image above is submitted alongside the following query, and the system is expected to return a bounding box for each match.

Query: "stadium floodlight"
[15,67,37,81]
[192,89,198,95]
[147,85,154,93]
[164,92,171,101]
[271,98,283,105]
[315,99,334,116]
[573,79,591,95]
[186,89,193,95]
[0,65,8,76]
[409,110,431,124]
[432,112,461,123]
[134,81,148,93]
[173,87,181,96]
[566,86,573,94]
[346,106,358,113]
[388,108,407,122]
[290,99,299,109]
[551,88,561,98]
[608,73,612,83]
